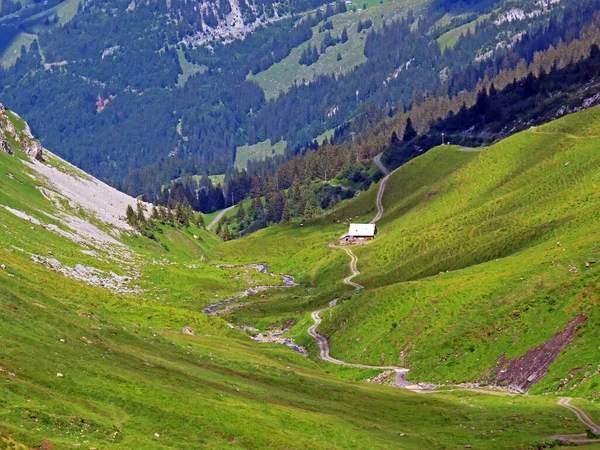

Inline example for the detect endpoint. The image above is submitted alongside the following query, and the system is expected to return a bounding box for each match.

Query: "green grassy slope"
[321,108,600,395]
[214,107,600,402]
[235,139,286,169]
[436,14,490,51]
[1,107,585,448]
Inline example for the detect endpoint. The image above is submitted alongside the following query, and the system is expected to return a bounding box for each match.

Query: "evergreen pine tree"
[236,202,246,222]
[136,202,146,224]
[402,117,417,142]
[303,192,319,220]
[281,202,293,223]
[175,202,187,226]
[125,204,136,226]
[341,27,348,43]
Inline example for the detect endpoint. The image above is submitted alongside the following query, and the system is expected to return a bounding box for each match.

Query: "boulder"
[24,140,43,161]
[0,140,12,155]
[182,326,196,336]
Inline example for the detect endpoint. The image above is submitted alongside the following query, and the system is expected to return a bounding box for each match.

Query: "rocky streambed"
[203,264,308,355]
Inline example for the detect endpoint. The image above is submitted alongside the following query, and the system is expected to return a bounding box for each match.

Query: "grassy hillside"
[2,106,590,448]
[214,107,600,403]
[326,109,599,395]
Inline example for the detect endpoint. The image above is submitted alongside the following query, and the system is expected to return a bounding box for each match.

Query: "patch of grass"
[176,49,207,87]
[235,138,286,169]
[0,32,36,68]
[209,174,225,185]
[316,126,337,145]
[437,13,490,51]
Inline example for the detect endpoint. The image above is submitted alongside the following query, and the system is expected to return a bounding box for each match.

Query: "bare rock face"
[492,315,587,391]
[24,140,43,161]
[0,140,12,155]
[0,103,43,161]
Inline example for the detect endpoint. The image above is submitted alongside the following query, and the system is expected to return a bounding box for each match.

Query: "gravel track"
[207,206,235,231]
[308,155,408,373]
[551,397,600,444]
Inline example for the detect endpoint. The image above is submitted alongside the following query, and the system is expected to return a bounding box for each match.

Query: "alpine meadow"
[1,0,600,448]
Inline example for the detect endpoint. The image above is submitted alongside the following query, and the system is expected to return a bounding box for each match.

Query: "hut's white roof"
[348,223,376,237]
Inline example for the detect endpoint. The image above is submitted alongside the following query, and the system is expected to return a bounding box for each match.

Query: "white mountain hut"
[339,223,377,243]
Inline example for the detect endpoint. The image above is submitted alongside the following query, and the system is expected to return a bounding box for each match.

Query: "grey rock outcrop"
[0,140,12,155]
[24,140,43,161]
[0,103,43,161]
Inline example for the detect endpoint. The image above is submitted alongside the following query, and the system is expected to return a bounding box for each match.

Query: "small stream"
[203,264,308,355]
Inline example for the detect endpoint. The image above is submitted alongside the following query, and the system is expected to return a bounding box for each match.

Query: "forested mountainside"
[158,46,600,240]
[1,0,599,200]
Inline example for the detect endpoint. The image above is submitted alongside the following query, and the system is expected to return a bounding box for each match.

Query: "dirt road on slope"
[207,205,235,231]
[308,155,410,373]
[370,154,391,224]
[340,247,363,290]
[551,398,600,444]
[308,308,408,371]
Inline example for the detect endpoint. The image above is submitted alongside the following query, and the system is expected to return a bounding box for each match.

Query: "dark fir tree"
[403,117,417,142]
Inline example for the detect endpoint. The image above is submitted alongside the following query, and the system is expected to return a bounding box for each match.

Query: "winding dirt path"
[308,308,408,371]
[308,155,410,373]
[207,205,235,231]
[370,154,391,224]
[340,247,363,290]
[551,397,600,444]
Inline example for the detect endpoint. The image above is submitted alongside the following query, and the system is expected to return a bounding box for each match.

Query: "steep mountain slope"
[2,107,588,448]
[214,106,600,399]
